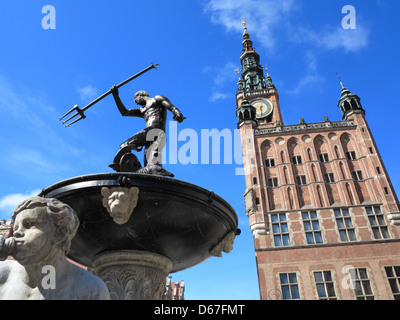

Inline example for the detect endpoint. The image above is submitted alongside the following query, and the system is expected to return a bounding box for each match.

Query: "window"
[271,213,290,247]
[265,158,275,167]
[349,268,374,300]
[302,211,323,244]
[292,155,302,165]
[366,206,390,239]
[253,177,257,185]
[268,177,279,188]
[346,151,357,160]
[384,266,400,300]
[324,173,335,183]
[296,175,307,185]
[376,167,381,174]
[313,271,337,300]
[279,273,300,300]
[334,208,356,241]
[319,153,329,162]
[352,170,363,181]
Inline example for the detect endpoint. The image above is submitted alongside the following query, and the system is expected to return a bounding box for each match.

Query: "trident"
[59,63,159,127]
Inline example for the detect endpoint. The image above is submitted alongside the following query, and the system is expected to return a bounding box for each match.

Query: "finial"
[241,19,249,37]
[265,63,270,77]
[234,68,242,80]
[336,72,345,89]
[265,63,274,87]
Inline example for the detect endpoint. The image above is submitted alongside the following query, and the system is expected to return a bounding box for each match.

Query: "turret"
[337,74,365,120]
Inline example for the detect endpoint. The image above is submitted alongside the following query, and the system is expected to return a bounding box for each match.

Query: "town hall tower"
[236,21,400,300]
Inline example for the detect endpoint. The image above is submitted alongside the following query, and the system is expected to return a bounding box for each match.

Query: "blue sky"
[0,0,399,300]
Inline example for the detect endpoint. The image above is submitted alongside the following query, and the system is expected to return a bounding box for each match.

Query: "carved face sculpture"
[108,192,129,223]
[101,187,139,225]
[11,197,79,266]
[12,208,57,265]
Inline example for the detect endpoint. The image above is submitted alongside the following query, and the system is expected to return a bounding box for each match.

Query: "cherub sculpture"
[0,196,110,300]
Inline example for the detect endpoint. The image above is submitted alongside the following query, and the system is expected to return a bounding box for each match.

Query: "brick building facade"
[164,275,185,300]
[236,21,400,300]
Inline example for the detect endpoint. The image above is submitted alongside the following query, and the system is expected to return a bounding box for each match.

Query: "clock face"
[252,99,273,119]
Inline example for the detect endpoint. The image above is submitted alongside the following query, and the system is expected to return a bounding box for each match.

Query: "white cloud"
[319,26,369,53]
[0,190,41,218]
[293,24,369,53]
[286,74,326,96]
[204,0,298,51]
[285,50,325,95]
[204,0,369,54]
[203,61,237,102]
[210,92,229,102]
[0,75,81,186]
[77,85,98,101]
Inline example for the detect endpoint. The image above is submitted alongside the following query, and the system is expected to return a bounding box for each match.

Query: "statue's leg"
[144,130,166,167]
[109,130,148,171]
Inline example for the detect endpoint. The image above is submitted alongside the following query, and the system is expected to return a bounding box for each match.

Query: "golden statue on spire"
[265,63,270,77]
[234,68,241,80]
[241,19,249,34]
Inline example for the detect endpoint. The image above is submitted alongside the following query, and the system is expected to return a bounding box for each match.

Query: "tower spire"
[238,19,268,91]
[235,68,244,91]
[336,72,345,89]
[336,74,364,119]
[336,72,350,96]
[265,63,274,87]
[241,19,254,53]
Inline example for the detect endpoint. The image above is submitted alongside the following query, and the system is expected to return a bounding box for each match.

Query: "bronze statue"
[109,87,185,175]
[59,64,186,177]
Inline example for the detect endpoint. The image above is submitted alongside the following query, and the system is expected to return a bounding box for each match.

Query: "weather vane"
[336,72,345,89]
[265,63,270,75]
[234,68,241,80]
[241,19,247,32]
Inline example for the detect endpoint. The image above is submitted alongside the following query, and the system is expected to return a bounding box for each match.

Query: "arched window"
[280,150,286,164]
[311,164,318,181]
[288,138,302,165]
[307,148,313,161]
[334,145,340,159]
[339,161,346,180]
[287,187,294,210]
[316,185,324,207]
[283,166,289,184]
[346,183,354,205]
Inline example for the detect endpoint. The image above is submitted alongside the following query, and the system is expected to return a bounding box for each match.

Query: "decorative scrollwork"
[268,288,282,300]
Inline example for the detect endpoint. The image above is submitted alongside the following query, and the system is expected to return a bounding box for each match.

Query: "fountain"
[38,173,239,299]
[36,64,241,300]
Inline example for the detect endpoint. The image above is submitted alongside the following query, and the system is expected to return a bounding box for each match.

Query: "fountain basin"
[39,173,239,273]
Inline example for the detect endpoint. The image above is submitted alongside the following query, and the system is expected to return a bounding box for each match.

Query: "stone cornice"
[254,120,356,137]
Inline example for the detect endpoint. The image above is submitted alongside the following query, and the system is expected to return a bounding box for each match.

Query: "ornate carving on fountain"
[101,187,140,225]
[93,250,172,300]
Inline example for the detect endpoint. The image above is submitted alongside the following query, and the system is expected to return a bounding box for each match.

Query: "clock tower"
[235,21,400,300]
[236,20,283,128]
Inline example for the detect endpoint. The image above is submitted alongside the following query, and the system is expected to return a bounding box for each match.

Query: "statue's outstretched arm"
[111,86,142,117]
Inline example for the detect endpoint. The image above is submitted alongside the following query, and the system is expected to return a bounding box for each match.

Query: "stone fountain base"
[93,250,172,300]
[39,173,240,300]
